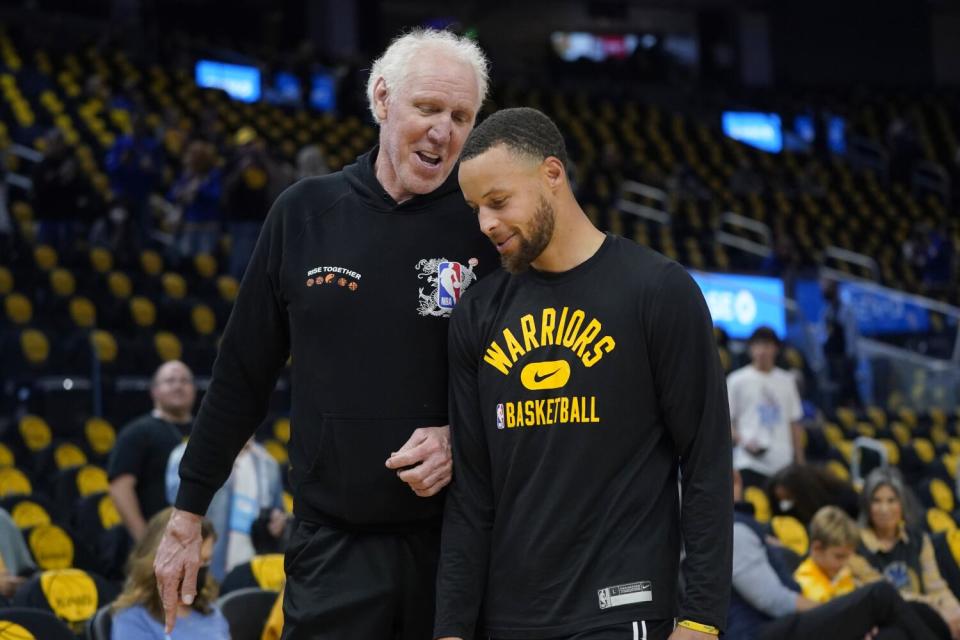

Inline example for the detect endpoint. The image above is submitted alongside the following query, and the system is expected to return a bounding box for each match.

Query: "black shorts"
[491,619,675,640]
[281,519,440,640]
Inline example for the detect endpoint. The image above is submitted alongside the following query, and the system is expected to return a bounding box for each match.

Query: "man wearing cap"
[728,326,805,488]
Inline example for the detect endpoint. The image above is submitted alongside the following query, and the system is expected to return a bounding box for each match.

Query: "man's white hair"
[366,28,490,124]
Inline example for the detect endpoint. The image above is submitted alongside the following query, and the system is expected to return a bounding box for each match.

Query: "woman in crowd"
[111,507,229,639]
[856,467,960,639]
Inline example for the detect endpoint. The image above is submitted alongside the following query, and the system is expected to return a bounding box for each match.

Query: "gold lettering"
[590,396,600,422]
[583,336,617,367]
[555,307,569,345]
[561,310,585,347]
[483,342,513,375]
[559,397,569,422]
[524,401,535,426]
[506,402,515,428]
[572,319,603,358]
[516,401,526,427]
[570,397,581,423]
[540,308,556,346]
[535,400,546,425]
[503,329,525,362]
[520,314,540,352]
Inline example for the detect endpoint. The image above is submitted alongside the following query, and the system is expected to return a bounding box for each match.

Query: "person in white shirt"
[729,326,804,488]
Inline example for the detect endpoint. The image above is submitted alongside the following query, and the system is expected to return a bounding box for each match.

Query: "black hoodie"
[175,148,498,531]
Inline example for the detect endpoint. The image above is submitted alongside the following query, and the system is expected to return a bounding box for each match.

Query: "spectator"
[170,140,222,257]
[295,144,329,181]
[858,467,960,638]
[729,471,940,640]
[729,326,805,488]
[768,463,860,526]
[0,507,34,603]
[111,507,229,640]
[30,128,96,255]
[105,113,163,251]
[222,128,275,280]
[108,360,195,542]
[165,438,286,581]
[794,506,861,602]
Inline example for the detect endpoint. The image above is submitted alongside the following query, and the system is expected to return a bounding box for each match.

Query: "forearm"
[792,422,806,463]
[109,479,147,540]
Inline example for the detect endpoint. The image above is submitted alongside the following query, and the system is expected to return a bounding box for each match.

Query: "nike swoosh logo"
[533,369,561,383]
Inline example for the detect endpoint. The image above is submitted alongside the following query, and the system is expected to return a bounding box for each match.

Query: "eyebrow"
[482,187,508,198]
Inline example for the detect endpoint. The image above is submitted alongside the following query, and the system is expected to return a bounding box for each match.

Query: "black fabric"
[436,236,733,638]
[492,620,674,640]
[175,147,498,529]
[280,519,439,640]
[756,582,943,640]
[85,605,112,640]
[106,413,189,520]
[856,526,927,595]
[0,606,76,640]
[219,562,258,596]
[72,492,131,581]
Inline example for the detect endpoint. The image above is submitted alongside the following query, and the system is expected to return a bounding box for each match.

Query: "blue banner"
[690,272,786,339]
[839,282,930,335]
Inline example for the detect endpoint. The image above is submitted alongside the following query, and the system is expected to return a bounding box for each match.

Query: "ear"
[811,540,824,553]
[373,77,389,122]
[540,156,567,192]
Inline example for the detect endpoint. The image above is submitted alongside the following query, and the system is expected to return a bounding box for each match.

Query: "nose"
[427,117,451,145]
[478,207,499,237]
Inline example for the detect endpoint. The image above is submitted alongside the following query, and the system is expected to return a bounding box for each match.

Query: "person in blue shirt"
[112,507,229,640]
[105,114,163,251]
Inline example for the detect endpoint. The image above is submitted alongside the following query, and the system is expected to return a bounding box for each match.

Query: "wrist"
[677,620,719,635]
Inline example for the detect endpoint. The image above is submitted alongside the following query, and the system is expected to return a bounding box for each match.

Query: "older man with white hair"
[154,29,496,639]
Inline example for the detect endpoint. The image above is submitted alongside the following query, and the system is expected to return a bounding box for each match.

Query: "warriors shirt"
[435,234,733,639]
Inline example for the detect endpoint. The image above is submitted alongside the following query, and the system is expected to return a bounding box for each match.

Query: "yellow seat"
[20,329,50,366]
[34,244,58,271]
[0,467,32,497]
[250,554,286,591]
[129,296,157,327]
[76,465,108,496]
[191,304,216,336]
[161,273,187,299]
[216,275,239,302]
[49,268,76,297]
[107,271,132,299]
[84,418,115,456]
[68,297,96,328]
[154,331,182,361]
[744,485,771,524]
[927,508,957,534]
[0,442,13,468]
[28,525,75,570]
[19,415,52,452]
[11,500,51,529]
[0,265,13,294]
[89,247,113,273]
[194,253,218,279]
[140,249,164,276]
[273,418,290,444]
[771,515,809,556]
[4,292,33,325]
[264,440,288,465]
[90,330,118,364]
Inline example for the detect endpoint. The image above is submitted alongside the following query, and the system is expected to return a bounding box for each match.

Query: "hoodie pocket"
[300,413,447,526]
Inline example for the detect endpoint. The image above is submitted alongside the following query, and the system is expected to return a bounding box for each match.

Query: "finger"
[394,428,428,454]
[402,460,450,489]
[159,577,179,633]
[397,457,441,484]
[385,441,433,469]
[411,469,452,496]
[180,559,199,606]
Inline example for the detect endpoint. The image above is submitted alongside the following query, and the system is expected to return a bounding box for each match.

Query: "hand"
[267,508,288,538]
[154,508,204,634]
[668,627,717,640]
[945,611,960,640]
[863,626,879,640]
[0,573,26,597]
[384,425,452,497]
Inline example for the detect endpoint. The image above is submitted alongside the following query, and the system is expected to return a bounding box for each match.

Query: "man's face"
[749,339,778,370]
[151,361,196,416]
[459,145,556,274]
[810,541,854,580]
[374,51,480,201]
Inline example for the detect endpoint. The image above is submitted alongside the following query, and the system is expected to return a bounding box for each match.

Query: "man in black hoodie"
[154,29,496,639]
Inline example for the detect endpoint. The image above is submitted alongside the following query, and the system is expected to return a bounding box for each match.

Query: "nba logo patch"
[437,261,463,310]
[496,403,505,430]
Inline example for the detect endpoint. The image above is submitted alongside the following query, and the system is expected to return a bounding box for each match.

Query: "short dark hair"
[748,326,780,346]
[461,107,568,167]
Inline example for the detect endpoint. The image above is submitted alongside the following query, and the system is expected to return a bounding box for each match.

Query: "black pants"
[758,582,945,640]
[492,620,674,640]
[281,520,440,640]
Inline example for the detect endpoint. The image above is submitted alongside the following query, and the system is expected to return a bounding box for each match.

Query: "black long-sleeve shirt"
[175,147,497,531]
[435,234,733,638]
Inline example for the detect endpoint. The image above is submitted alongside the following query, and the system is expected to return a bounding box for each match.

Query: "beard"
[501,195,556,274]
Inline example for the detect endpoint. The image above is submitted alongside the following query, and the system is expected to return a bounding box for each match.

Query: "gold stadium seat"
[263,440,288,466]
[283,491,293,514]
[250,553,286,591]
[129,296,156,327]
[194,253,218,279]
[88,247,113,274]
[33,568,102,634]
[927,508,957,534]
[20,329,50,367]
[0,442,13,467]
[154,331,182,361]
[771,515,809,557]
[826,459,851,483]
[744,485,771,524]
[84,418,115,457]
[49,268,75,298]
[273,418,290,444]
[217,275,239,303]
[914,439,936,464]
[161,272,187,299]
[140,249,164,276]
[33,244,58,271]
[106,271,132,299]
[4,292,33,325]
[53,443,87,471]
[0,265,13,294]
[0,467,33,498]
[89,330,118,365]
[19,415,52,452]
[9,499,52,530]
[191,304,216,336]
[74,465,109,497]
[68,297,96,328]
